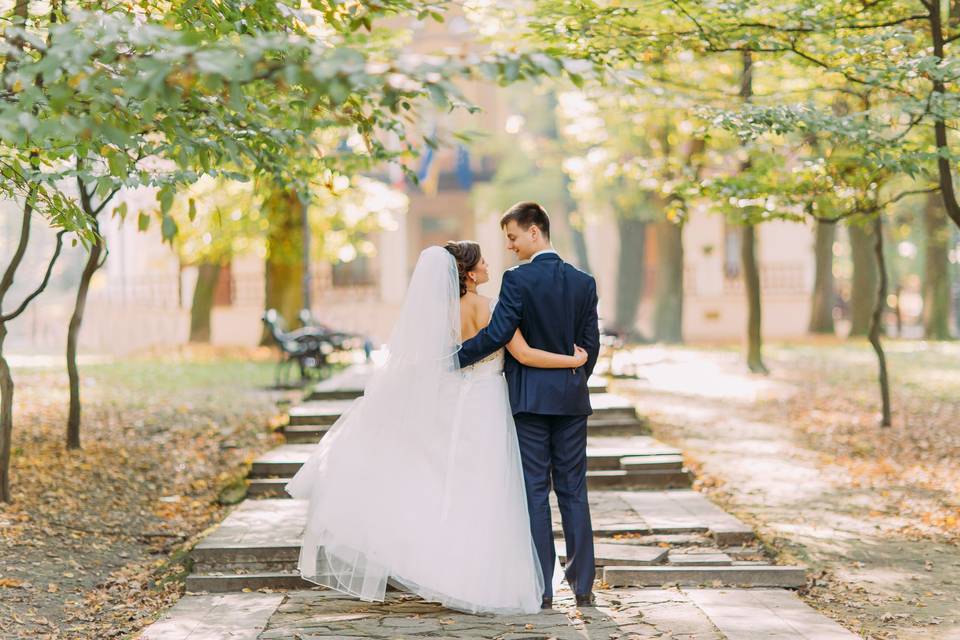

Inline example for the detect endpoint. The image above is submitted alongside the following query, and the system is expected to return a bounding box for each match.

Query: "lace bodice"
[461,298,504,380]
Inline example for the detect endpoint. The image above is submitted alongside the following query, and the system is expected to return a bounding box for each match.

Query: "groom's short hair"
[500,201,550,239]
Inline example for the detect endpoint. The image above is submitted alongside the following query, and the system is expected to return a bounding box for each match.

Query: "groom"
[457,201,600,608]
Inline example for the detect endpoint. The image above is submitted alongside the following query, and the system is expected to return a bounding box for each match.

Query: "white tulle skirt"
[284,368,544,615]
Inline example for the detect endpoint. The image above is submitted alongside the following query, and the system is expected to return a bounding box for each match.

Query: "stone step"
[288,392,637,427]
[586,451,683,471]
[552,491,755,545]
[586,469,692,489]
[617,490,755,546]
[247,467,691,498]
[585,415,649,435]
[288,400,355,426]
[305,371,610,402]
[281,423,332,444]
[186,571,313,593]
[603,565,807,588]
[249,444,683,480]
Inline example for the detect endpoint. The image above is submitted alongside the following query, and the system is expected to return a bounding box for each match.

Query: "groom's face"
[503,221,537,261]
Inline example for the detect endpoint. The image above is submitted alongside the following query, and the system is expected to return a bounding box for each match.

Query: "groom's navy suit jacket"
[457,252,600,416]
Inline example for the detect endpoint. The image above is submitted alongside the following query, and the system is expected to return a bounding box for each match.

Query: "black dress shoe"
[575,592,596,607]
[541,596,553,609]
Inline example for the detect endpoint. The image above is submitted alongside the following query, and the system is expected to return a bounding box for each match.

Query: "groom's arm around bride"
[457,202,600,416]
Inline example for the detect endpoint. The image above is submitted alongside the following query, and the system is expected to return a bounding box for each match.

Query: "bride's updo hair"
[444,241,481,297]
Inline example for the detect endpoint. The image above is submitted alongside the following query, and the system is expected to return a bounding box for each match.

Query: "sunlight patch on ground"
[611,346,794,403]
[7,353,113,369]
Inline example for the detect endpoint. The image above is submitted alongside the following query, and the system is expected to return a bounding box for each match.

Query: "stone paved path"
[136,365,859,639]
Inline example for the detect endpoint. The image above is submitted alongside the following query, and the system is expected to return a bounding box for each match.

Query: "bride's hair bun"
[444,241,481,297]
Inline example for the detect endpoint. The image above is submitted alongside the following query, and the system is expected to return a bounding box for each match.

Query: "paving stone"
[555,540,667,566]
[616,490,755,545]
[140,592,284,639]
[684,588,859,639]
[603,565,807,588]
[256,588,722,640]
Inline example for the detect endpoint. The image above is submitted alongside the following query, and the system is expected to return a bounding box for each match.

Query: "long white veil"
[284,246,467,600]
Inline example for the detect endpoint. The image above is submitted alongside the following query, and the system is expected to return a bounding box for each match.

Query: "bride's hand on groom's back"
[573,345,588,368]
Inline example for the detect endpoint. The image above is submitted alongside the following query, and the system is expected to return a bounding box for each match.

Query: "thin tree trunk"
[923,192,953,339]
[0,0,32,503]
[742,225,768,373]
[868,215,892,427]
[809,219,837,334]
[929,4,960,230]
[190,262,222,343]
[739,50,767,373]
[0,201,32,503]
[653,219,683,342]
[614,216,646,339]
[66,224,103,450]
[848,222,878,337]
[261,187,304,344]
[560,174,591,273]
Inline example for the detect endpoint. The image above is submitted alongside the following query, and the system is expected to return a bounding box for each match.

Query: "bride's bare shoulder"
[461,292,492,319]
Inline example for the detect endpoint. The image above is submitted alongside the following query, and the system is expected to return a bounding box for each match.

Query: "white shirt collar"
[530,248,558,261]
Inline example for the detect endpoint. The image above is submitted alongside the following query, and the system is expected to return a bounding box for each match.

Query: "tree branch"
[0,230,67,322]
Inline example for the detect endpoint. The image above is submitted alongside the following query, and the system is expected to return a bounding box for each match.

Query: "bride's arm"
[506,330,588,369]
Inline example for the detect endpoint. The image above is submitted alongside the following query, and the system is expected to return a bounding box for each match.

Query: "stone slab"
[140,592,284,639]
[685,588,859,639]
[193,499,305,554]
[556,540,667,566]
[288,400,356,426]
[669,552,733,566]
[603,565,807,588]
[617,490,754,545]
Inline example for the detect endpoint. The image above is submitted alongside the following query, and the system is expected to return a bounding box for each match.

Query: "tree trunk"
[614,216,647,339]
[868,215,892,427]
[261,187,304,344]
[923,192,953,339]
[559,170,591,273]
[808,219,836,334]
[848,222,878,337]
[929,4,960,231]
[742,224,768,373]
[653,219,684,343]
[0,196,34,504]
[66,231,103,450]
[739,51,767,373]
[190,262,222,343]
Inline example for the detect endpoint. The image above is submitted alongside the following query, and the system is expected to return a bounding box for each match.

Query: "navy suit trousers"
[513,412,595,597]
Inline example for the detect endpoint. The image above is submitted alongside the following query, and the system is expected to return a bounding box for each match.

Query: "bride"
[284,242,588,615]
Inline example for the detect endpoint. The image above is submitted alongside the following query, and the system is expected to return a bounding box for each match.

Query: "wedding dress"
[284,246,544,615]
